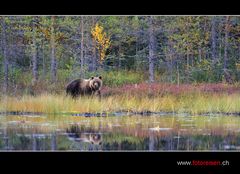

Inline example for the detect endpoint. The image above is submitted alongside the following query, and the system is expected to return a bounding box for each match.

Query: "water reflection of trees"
[1,123,240,151]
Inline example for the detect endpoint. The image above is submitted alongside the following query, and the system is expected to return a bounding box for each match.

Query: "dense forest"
[0,16,240,95]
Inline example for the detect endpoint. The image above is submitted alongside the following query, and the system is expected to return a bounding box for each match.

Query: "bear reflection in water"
[66,125,102,145]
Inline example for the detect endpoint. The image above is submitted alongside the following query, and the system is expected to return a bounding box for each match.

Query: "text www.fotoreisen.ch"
[177,160,230,166]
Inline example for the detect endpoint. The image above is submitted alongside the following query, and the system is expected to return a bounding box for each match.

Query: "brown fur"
[66,76,102,99]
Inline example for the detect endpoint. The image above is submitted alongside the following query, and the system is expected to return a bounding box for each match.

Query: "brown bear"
[66,76,102,99]
[66,125,102,145]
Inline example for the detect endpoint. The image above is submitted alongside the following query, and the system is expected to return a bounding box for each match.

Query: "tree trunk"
[223,16,230,70]
[148,16,155,83]
[32,18,38,84]
[223,16,233,83]
[135,32,138,71]
[198,46,202,62]
[218,30,222,62]
[118,45,121,70]
[1,17,8,94]
[168,33,174,83]
[177,57,180,86]
[238,44,240,62]
[91,16,97,71]
[50,16,57,83]
[92,39,97,71]
[170,54,173,82]
[80,16,84,77]
[42,43,46,78]
[186,50,190,83]
[211,16,217,62]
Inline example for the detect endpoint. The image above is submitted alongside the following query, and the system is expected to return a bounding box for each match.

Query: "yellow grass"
[0,92,240,114]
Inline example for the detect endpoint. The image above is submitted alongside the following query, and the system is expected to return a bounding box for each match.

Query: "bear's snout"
[94,82,99,88]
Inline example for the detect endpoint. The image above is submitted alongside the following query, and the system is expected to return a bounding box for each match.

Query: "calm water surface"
[0,114,240,151]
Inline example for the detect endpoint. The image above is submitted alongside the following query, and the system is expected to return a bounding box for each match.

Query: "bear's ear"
[91,76,94,80]
[99,76,102,80]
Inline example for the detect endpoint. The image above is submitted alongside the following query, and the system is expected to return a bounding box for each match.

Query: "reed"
[1,89,240,115]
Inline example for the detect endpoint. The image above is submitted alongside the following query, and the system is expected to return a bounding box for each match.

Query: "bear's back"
[66,77,102,98]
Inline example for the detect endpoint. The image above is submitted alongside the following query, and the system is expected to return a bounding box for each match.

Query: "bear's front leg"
[97,90,101,101]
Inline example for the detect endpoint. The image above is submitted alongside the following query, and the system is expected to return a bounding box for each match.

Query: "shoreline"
[1,110,240,117]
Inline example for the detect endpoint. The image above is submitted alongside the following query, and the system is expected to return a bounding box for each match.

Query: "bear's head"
[89,133,102,145]
[89,76,102,91]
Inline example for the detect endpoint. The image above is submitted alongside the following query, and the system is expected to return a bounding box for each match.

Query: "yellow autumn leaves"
[91,23,111,62]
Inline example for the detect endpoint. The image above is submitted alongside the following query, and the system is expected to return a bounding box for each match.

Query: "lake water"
[0,114,240,151]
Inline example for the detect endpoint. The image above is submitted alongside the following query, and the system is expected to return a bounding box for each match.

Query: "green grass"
[86,70,144,87]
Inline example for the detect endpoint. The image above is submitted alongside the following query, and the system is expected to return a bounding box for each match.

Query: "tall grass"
[1,89,240,115]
